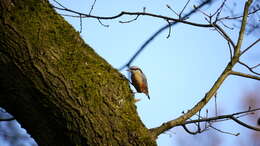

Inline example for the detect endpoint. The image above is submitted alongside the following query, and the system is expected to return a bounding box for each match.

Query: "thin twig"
[198,110,201,132]
[79,14,82,33]
[182,108,260,135]
[183,108,260,125]
[227,42,233,60]
[150,64,232,137]
[213,24,236,48]
[50,0,214,69]
[214,93,218,116]
[230,71,260,80]
[53,6,212,28]
[97,18,109,27]
[119,15,140,23]
[231,116,260,131]
[212,0,227,20]
[197,114,239,136]
[118,0,213,70]
[205,109,208,129]
[219,20,234,30]
[196,114,241,136]
[235,112,254,119]
[166,20,171,38]
[219,7,260,21]
[60,14,79,18]
[89,0,97,15]
[251,64,260,69]
[53,0,66,9]
[238,61,260,75]
[166,4,179,17]
[180,0,191,18]
[194,5,211,18]
[212,0,227,16]
[182,125,200,135]
[210,125,240,136]
[240,38,260,56]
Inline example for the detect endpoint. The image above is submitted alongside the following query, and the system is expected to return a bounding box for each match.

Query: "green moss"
[2,0,156,145]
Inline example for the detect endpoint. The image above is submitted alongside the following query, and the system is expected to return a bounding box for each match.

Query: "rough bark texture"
[0,0,156,145]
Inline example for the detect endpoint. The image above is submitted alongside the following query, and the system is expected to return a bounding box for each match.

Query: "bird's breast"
[132,72,145,92]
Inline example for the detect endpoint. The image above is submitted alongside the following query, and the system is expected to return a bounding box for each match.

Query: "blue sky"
[50,0,260,145]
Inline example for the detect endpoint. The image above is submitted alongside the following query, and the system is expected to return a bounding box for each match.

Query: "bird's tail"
[146,93,150,100]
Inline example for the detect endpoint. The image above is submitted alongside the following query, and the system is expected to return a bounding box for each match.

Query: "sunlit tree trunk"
[0,0,156,145]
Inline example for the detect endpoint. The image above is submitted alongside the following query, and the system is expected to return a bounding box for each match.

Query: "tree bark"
[0,0,156,145]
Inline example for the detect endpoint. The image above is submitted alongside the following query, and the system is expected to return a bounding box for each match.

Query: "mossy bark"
[0,0,156,145]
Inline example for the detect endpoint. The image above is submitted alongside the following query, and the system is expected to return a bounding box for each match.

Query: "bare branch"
[210,125,240,136]
[227,42,233,60]
[149,1,253,137]
[150,65,232,137]
[213,24,236,49]
[212,0,227,19]
[230,71,260,80]
[119,15,139,23]
[231,116,260,131]
[235,0,253,57]
[60,14,79,18]
[53,6,212,28]
[183,108,260,125]
[238,61,260,75]
[119,0,213,70]
[198,110,202,132]
[166,4,179,17]
[79,14,82,33]
[51,0,257,136]
[179,108,260,136]
[195,111,238,137]
[51,1,213,71]
[89,0,97,15]
[219,7,260,21]
[240,38,260,56]
[53,0,66,9]
[251,64,260,69]
[97,19,109,27]
[214,93,218,116]
[166,20,172,39]
[219,20,234,30]
[182,124,200,135]
[180,0,191,18]
[193,5,211,18]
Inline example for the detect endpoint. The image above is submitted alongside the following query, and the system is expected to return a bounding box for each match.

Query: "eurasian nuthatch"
[127,66,150,99]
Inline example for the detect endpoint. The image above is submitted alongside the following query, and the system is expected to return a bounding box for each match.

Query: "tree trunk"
[0,0,156,145]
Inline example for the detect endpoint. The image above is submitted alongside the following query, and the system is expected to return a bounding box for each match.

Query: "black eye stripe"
[129,66,141,71]
[130,68,138,70]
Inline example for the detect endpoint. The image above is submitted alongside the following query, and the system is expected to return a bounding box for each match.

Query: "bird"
[127,66,150,100]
